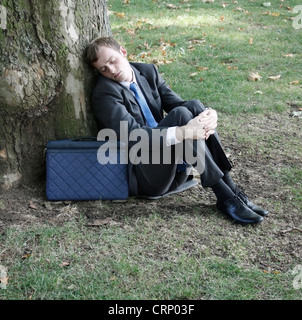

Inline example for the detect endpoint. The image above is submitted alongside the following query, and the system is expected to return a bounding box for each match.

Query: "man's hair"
[86,37,121,65]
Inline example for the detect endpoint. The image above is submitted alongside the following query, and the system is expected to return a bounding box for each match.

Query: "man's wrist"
[166,126,183,146]
[175,126,186,142]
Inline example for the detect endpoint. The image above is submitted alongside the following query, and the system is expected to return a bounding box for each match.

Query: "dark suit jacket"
[92,62,206,194]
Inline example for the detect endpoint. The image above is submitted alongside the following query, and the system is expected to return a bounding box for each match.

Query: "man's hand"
[198,108,218,140]
[175,108,218,141]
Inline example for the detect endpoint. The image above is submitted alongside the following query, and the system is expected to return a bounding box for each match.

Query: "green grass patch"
[1,215,300,300]
[109,0,302,113]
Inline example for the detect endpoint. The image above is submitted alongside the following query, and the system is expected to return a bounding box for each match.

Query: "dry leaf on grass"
[248,72,262,81]
[28,200,38,210]
[283,53,294,58]
[268,75,281,80]
[114,12,125,18]
[59,261,71,268]
[196,66,209,71]
[166,3,180,9]
[85,217,113,227]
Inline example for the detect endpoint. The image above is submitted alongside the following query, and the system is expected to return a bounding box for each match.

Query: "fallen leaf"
[189,72,198,77]
[249,37,253,44]
[189,39,206,44]
[166,3,180,9]
[126,29,136,36]
[86,217,113,227]
[152,58,173,66]
[268,75,281,80]
[248,72,262,81]
[128,54,136,61]
[59,261,70,267]
[114,12,125,18]
[28,200,38,210]
[262,2,271,7]
[196,66,209,71]
[67,284,76,290]
[290,80,299,85]
[283,53,294,57]
[292,111,302,118]
[22,253,31,260]
[162,59,173,64]
[44,202,52,210]
[271,12,280,17]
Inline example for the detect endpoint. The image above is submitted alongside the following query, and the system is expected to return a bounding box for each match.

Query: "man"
[86,37,268,224]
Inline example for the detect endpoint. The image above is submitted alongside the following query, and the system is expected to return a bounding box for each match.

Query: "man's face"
[92,45,133,82]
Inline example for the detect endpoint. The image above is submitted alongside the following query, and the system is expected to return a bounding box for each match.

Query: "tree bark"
[0,0,111,190]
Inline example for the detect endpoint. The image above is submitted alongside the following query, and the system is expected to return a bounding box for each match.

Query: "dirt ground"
[0,110,301,273]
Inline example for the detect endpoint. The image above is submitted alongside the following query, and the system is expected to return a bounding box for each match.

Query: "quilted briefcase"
[46,138,129,201]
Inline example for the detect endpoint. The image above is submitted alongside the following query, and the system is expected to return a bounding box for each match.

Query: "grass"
[1,0,302,300]
[0,215,299,300]
[109,0,302,113]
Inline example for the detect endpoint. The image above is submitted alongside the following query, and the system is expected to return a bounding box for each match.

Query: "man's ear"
[120,46,127,57]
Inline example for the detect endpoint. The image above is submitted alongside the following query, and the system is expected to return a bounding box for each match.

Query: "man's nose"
[107,65,115,74]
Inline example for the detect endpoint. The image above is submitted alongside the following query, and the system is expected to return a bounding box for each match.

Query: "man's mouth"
[114,72,121,80]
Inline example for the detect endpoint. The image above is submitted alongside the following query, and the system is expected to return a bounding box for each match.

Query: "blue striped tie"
[130,82,158,128]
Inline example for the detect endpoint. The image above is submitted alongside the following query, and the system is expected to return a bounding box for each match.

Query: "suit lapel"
[132,66,155,109]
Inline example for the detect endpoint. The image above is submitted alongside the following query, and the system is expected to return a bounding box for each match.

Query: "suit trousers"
[133,106,232,196]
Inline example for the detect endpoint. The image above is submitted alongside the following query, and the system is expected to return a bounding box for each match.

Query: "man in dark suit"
[86,37,268,224]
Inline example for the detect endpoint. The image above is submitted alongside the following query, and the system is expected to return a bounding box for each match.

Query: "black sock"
[211,178,235,203]
[222,171,239,194]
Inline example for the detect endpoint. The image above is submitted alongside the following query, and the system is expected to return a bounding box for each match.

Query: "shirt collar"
[120,68,136,90]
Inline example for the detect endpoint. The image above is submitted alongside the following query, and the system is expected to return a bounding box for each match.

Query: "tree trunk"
[0,0,111,190]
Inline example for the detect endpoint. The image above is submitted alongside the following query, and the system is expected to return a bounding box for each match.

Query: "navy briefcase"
[45,138,129,201]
